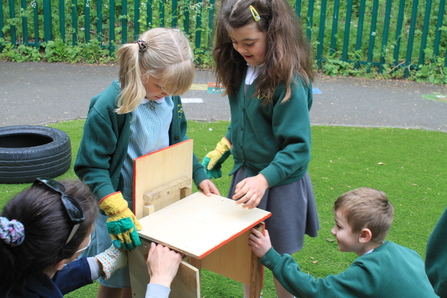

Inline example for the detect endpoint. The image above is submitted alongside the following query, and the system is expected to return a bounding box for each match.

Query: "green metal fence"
[1,0,446,71]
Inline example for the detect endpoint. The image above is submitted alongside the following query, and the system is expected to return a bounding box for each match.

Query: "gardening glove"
[95,245,128,280]
[202,137,231,179]
[99,192,142,250]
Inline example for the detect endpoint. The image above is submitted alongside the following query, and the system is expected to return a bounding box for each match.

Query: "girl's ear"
[44,259,69,279]
[55,259,68,271]
[359,228,372,243]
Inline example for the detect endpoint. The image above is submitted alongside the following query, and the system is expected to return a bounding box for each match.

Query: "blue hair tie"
[0,217,25,247]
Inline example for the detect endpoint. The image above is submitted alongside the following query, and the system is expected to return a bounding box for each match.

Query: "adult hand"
[232,174,269,209]
[95,245,127,280]
[198,179,220,196]
[248,228,272,258]
[147,243,183,288]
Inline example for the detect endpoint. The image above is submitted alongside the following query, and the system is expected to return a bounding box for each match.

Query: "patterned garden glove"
[99,192,142,250]
[202,137,232,179]
[95,245,127,280]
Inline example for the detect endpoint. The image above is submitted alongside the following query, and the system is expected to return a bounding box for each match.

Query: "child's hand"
[249,228,272,258]
[202,137,232,179]
[232,174,269,209]
[198,179,220,196]
[99,192,142,250]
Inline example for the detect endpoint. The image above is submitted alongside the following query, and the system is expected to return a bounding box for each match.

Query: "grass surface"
[1,120,446,297]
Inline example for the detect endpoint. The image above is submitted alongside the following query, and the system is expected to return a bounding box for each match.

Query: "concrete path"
[1,61,446,132]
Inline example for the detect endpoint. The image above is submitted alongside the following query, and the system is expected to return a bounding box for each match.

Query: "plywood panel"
[198,223,264,287]
[199,230,253,284]
[129,239,200,298]
[171,261,200,298]
[138,192,271,259]
[133,140,193,219]
[129,241,151,298]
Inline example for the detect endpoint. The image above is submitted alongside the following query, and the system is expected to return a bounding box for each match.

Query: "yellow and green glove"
[202,137,232,179]
[99,192,142,250]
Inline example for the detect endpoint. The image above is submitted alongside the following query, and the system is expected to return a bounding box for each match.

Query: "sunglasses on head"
[33,178,85,244]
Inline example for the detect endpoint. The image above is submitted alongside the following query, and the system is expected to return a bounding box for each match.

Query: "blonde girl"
[75,28,219,298]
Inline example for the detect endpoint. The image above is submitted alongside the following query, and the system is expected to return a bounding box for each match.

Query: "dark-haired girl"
[203,0,320,296]
[0,179,119,298]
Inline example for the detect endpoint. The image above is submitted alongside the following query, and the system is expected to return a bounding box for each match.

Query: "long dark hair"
[213,0,314,104]
[0,179,97,296]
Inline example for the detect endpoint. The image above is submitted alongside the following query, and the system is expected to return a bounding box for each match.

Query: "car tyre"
[0,125,71,184]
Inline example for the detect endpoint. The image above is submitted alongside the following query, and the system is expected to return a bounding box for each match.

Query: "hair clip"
[135,39,148,53]
[249,5,261,22]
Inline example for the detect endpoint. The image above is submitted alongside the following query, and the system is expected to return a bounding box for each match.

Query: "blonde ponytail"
[115,28,195,114]
[116,43,146,114]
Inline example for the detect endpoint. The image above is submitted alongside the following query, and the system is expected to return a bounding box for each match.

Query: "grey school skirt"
[229,167,320,254]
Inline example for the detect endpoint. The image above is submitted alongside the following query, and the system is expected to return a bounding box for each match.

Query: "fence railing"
[1,0,446,73]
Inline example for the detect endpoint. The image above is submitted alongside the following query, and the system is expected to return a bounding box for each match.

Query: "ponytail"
[116,43,147,114]
[115,28,195,114]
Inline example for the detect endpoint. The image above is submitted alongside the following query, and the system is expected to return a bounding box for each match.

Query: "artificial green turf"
[1,120,445,297]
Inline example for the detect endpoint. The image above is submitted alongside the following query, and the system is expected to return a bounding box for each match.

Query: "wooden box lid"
[138,192,271,259]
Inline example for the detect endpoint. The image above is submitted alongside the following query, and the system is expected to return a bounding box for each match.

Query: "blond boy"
[249,187,438,297]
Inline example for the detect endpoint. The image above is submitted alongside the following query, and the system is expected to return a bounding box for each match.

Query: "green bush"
[1,0,446,83]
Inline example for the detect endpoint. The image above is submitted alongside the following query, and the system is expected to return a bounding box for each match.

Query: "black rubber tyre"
[0,125,72,184]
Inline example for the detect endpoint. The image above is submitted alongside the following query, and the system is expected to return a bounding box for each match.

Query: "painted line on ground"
[190,84,208,91]
[189,83,323,95]
[182,98,203,103]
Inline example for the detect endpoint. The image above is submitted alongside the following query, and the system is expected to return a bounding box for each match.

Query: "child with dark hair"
[0,178,106,297]
[249,187,438,297]
[0,178,183,298]
[202,0,319,296]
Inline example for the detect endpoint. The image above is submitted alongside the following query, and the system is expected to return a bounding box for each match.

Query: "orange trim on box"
[132,139,193,211]
[195,213,272,260]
